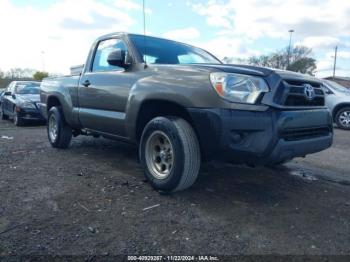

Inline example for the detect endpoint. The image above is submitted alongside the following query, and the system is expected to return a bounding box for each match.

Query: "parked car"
[0,89,4,107]
[40,33,333,192]
[0,81,44,126]
[322,80,350,130]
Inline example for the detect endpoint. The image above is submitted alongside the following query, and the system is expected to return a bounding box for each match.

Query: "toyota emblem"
[303,84,315,100]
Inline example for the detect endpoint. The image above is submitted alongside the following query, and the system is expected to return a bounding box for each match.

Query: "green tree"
[33,71,49,81]
[247,46,317,76]
[288,57,317,75]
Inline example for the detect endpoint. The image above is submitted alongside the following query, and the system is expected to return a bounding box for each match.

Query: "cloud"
[0,0,139,74]
[315,50,350,77]
[114,0,141,11]
[191,0,350,40]
[337,51,350,59]
[114,0,152,14]
[60,11,132,30]
[197,37,259,61]
[192,2,231,29]
[191,0,350,75]
[298,37,340,50]
[163,27,201,41]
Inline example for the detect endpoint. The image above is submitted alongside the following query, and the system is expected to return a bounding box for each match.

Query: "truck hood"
[193,64,320,81]
[192,64,273,77]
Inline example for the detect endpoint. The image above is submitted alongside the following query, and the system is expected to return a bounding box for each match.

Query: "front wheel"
[1,108,9,120]
[47,107,72,148]
[140,116,201,192]
[335,107,350,130]
[13,109,24,126]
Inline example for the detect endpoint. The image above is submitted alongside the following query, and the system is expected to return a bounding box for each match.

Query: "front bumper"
[17,107,45,121]
[188,107,333,165]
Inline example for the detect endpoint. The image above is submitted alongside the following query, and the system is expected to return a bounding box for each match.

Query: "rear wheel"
[47,106,72,148]
[140,116,201,192]
[335,107,350,130]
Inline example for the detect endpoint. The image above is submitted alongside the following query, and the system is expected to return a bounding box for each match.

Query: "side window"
[7,83,14,93]
[178,53,207,64]
[92,38,128,72]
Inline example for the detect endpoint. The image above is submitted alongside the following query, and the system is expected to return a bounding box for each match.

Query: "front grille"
[274,79,325,107]
[280,127,331,141]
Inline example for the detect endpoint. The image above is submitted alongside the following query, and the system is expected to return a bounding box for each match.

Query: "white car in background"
[323,80,350,130]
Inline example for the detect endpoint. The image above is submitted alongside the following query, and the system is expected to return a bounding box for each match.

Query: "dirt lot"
[0,118,350,258]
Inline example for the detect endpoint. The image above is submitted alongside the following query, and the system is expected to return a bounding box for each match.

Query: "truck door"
[78,38,139,137]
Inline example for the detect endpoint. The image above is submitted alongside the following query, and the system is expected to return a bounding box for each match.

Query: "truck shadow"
[69,136,313,210]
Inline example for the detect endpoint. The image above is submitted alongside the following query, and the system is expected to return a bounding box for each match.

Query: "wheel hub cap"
[49,115,58,142]
[340,111,350,127]
[145,131,174,180]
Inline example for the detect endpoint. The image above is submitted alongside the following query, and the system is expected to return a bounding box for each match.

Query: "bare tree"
[6,68,36,79]
[246,46,317,76]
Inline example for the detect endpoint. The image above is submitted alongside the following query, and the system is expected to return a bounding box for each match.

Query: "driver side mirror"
[4,91,11,96]
[322,86,333,95]
[107,49,127,68]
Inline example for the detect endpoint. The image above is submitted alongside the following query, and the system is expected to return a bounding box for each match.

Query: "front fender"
[125,75,199,142]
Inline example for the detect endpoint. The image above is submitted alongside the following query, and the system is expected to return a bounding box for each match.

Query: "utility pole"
[333,46,338,79]
[287,29,294,69]
[41,51,46,72]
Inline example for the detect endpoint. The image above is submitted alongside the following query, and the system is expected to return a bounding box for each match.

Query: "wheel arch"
[46,96,62,111]
[132,99,207,160]
[134,99,195,142]
[332,103,350,120]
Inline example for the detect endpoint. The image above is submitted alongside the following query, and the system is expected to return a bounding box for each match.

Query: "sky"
[0,0,349,78]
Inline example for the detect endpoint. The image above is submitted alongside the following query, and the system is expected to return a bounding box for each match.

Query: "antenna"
[143,0,147,68]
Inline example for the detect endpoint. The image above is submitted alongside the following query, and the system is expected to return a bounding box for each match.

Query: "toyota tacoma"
[39,33,333,192]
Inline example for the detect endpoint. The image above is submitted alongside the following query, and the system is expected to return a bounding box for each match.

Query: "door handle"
[82,80,91,87]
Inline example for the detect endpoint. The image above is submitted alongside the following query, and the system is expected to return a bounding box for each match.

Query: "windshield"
[325,80,350,93]
[15,83,40,94]
[130,35,221,65]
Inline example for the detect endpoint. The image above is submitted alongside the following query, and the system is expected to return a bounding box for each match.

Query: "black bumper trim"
[188,107,333,165]
[18,108,45,121]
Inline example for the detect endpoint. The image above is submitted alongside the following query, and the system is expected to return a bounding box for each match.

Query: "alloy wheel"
[339,111,350,128]
[48,114,58,142]
[145,131,174,180]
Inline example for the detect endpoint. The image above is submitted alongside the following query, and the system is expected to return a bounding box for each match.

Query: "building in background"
[324,76,350,89]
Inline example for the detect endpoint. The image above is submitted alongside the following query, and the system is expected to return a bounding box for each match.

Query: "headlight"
[19,101,36,109]
[210,72,270,104]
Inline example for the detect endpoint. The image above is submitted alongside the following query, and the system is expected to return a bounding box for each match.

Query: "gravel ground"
[0,119,350,258]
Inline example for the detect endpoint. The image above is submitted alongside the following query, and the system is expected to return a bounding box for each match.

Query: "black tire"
[47,106,72,148]
[335,107,350,130]
[140,116,201,192]
[0,107,9,120]
[13,110,24,126]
